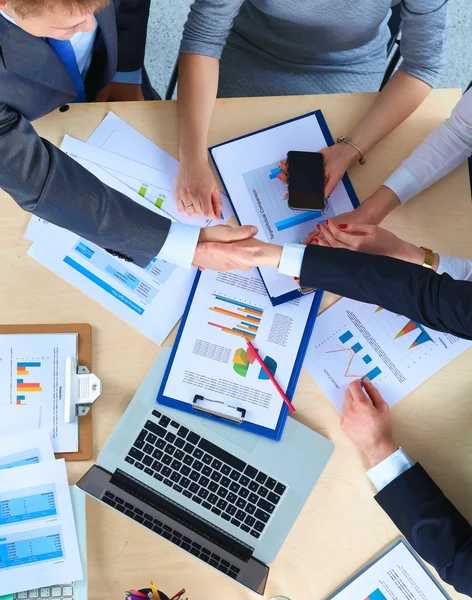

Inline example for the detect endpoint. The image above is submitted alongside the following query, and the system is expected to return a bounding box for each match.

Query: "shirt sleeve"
[398,0,449,88]
[156,222,201,269]
[437,255,472,282]
[367,448,415,492]
[180,0,245,59]
[112,69,143,84]
[278,243,306,277]
[383,89,472,204]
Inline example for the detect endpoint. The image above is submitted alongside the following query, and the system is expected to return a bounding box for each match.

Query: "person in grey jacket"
[175,0,450,223]
[0,0,256,273]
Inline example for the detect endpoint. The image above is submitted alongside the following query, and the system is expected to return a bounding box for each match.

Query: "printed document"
[27,164,196,346]
[0,430,54,471]
[162,268,316,429]
[0,459,83,594]
[0,405,40,437]
[327,540,448,600]
[0,334,78,452]
[305,298,471,412]
[210,112,356,299]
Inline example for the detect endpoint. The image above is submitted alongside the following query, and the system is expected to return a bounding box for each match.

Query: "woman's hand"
[175,157,222,220]
[303,202,380,245]
[309,222,427,265]
[319,143,359,199]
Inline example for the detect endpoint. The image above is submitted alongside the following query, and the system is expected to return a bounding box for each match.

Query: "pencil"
[246,340,295,413]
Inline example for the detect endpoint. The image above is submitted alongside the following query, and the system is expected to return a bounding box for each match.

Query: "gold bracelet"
[337,136,367,165]
[420,246,435,269]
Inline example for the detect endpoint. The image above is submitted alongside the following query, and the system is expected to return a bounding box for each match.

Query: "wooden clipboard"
[0,323,93,461]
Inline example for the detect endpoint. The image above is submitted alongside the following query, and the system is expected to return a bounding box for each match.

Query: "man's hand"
[192,224,261,271]
[95,82,145,102]
[341,378,397,467]
[195,235,283,272]
[175,157,222,220]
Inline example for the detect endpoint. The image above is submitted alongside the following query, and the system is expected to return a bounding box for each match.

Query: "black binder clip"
[192,395,246,424]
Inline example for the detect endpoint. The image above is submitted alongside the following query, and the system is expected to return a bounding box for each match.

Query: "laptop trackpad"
[201,418,259,452]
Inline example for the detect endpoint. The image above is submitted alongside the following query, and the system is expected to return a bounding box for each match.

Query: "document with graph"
[326,539,449,600]
[158,268,320,439]
[0,333,78,452]
[209,110,359,305]
[304,298,471,412]
[0,459,83,595]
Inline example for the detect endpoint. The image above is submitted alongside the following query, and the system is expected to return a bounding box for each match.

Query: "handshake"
[192,224,284,272]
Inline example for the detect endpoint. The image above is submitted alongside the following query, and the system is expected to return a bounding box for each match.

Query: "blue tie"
[48,38,87,103]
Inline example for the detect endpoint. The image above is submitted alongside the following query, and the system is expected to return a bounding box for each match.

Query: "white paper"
[329,541,448,599]
[210,112,356,299]
[0,459,83,594]
[0,405,41,437]
[24,217,49,242]
[0,333,79,452]
[27,166,196,346]
[61,134,233,226]
[305,298,471,412]
[163,268,316,430]
[0,430,54,471]
[86,112,233,226]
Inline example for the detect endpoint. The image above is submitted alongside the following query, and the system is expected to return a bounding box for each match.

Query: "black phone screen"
[287,151,325,211]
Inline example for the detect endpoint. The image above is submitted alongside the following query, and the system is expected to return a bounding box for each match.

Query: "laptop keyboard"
[102,490,241,578]
[124,410,287,540]
[14,585,74,598]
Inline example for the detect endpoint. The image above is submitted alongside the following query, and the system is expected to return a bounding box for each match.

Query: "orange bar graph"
[237,307,263,317]
[17,383,42,392]
[210,307,260,324]
[208,322,256,340]
[17,368,29,375]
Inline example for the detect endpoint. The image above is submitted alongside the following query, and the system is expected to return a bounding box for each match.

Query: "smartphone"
[286,150,325,211]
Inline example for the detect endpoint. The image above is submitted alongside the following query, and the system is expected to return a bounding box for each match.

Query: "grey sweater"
[180,0,449,97]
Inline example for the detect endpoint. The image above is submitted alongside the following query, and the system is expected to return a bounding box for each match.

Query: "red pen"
[246,339,295,413]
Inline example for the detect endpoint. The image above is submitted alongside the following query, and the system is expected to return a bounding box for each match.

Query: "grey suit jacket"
[0,0,171,268]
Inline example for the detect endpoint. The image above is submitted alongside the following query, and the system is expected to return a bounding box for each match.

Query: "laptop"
[14,486,87,600]
[77,349,333,595]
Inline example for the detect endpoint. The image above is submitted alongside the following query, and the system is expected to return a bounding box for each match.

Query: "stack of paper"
[0,430,83,595]
[26,113,233,346]
[0,333,79,453]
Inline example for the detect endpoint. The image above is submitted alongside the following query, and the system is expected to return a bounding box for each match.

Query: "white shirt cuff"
[156,222,200,269]
[278,243,306,278]
[383,166,422,205]
[367,447,414,492]
[437,254,472,282]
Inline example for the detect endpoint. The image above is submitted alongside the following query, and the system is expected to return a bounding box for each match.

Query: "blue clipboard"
[325,538,451,599]
[156,270,323,441]
[209,109,360,306]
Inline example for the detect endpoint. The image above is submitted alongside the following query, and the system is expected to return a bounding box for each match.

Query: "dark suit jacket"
[0,0,171,269]
[300,245,472,340]
[375,464,472,596]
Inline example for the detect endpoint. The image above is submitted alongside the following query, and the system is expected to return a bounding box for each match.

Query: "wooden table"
[2,90,472,600]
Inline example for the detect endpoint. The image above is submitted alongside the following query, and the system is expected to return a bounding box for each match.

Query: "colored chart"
[0,450,40,472]
[365,589,387,600]
[326,330,382,381]
[232,347,277,380]
[0,527,64,570]
[0,485,57,526]
[374,307,434,353]
[16,362,42,404]
[208,295,263,340]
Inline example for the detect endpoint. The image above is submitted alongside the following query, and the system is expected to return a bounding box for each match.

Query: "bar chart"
[16,362,42,404]
[208,294,264,341]
[327,330,382,381]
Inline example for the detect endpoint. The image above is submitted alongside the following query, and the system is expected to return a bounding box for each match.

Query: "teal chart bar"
[0,484,57,525]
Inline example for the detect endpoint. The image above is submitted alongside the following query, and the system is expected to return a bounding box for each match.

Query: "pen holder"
[139,589,170,600]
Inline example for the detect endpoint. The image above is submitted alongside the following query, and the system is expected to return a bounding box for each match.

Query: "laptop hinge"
[110,468,254,562]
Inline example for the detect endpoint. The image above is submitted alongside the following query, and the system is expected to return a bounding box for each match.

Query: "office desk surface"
[1,90,471,600]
